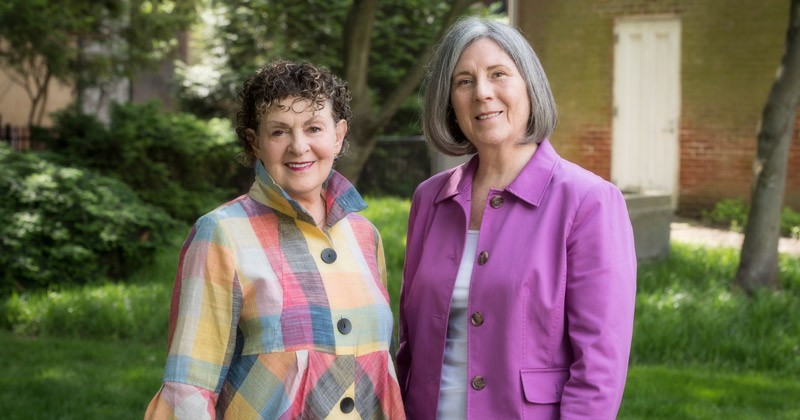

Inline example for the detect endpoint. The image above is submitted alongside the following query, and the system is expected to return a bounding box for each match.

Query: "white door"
[611,18,681,203]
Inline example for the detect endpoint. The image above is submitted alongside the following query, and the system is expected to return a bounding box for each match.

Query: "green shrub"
[702,198,800,238]
[781,207,800,239]
[44,102,250,223]
[0,226,182,340]
[701,198,748,232]
[0,144,179,293]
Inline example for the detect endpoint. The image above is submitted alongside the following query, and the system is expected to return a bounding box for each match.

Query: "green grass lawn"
[2,330,798,419]
[0,331,166,419]
[2,196,799,419]
[620,365,800,419]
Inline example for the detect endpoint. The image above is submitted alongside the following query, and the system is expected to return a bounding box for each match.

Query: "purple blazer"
[397,140,637,419]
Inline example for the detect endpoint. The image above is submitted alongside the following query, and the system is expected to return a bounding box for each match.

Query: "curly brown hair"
[235,59,353,166]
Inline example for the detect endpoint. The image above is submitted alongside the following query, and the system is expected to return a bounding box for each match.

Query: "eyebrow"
[452,64,511,79]
[264,114,326,128]
[263,120,289,129]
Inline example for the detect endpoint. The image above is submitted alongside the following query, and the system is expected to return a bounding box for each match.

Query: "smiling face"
[450,38,531,150]
[247,96,346,208]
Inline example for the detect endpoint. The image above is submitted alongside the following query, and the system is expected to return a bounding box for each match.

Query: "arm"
[145,382,217,420]
[561,182,637,419]
[375,230,398,367]
[145,214,241,419]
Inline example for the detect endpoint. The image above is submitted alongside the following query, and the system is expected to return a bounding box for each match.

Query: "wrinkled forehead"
[256,96,333,122]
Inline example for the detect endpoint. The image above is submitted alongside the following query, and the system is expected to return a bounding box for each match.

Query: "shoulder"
[191,194,264,238]
[344,211,379,232]
[551,158,622,200]
[414,168,453,196]
[412,164,464,204]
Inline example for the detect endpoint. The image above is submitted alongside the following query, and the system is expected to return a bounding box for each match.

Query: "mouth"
[475,111,502,120]
[285,161,314,171]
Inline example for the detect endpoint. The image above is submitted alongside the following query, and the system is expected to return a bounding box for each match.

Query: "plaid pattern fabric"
[145,162,404,419]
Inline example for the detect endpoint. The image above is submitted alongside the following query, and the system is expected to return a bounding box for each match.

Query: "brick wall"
[518,0,799,215]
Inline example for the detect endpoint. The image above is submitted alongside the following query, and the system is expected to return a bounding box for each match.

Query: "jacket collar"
[435,138,560,207]
[248,160,367,226]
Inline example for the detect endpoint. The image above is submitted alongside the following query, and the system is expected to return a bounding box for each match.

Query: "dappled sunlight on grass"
[0,331,166,419]
[37,366,80,383]
[634,243,800,374]
[621,365,800,419]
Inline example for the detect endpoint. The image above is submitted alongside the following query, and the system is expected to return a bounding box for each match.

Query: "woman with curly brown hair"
[145,60,405,419]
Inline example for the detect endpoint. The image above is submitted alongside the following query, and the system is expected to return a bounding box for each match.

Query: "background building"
[510,0,799,215]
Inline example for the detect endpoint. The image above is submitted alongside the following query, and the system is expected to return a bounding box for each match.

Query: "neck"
[467,142,537,230]
[474,141,538,190]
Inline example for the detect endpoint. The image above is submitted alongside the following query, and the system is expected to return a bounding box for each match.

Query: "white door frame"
[611,16,681,206]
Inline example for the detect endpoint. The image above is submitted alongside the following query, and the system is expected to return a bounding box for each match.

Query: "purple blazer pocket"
[520,367,570,404]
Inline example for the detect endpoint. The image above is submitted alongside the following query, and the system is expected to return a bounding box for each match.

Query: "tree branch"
[2,68,33,100]
[376,0,477,127]
[343,0,378,115]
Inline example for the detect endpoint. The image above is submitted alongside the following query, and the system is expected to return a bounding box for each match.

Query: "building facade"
[512,0,799,215]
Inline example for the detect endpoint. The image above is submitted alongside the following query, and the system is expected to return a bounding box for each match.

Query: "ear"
[334,119,347,153]
[245,128,259,153]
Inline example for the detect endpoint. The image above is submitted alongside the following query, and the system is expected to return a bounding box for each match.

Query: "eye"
[307,126,323,133]
[492,71,507,78]
[455,78,472,87]
[269,129,285,137]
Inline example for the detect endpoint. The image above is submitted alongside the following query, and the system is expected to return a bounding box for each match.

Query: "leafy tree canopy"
[179,0,501,181]
[0,0,197,124]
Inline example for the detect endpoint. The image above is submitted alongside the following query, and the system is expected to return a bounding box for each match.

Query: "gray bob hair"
[422,16,557,156]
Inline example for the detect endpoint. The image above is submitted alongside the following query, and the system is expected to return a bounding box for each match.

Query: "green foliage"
[1,227,181,339]
[634,243,800,374]
[0,144,179,293]
[176,0,489,130]
[0,0,196,81]
[702,198,800,237]
[0,0,197,125]
[43,102,249,223]
[781,206,800,239]
[175,0,349,118]
[701,198,748,232]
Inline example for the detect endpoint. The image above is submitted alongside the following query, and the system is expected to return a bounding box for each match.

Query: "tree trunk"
[337,0,477,183]
[339,0,378,182]
[34,71,51,126]
[336,115,382,182]
[735,0,800,293]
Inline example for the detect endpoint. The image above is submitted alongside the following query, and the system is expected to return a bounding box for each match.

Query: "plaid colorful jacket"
[145,162,405,419]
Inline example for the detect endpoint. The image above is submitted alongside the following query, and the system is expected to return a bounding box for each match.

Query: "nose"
[288,132,310,155]
[473,76,492,101]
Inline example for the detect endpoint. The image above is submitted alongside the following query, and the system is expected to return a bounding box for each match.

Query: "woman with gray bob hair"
[422,16,558,156]
[399,16,636,420]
